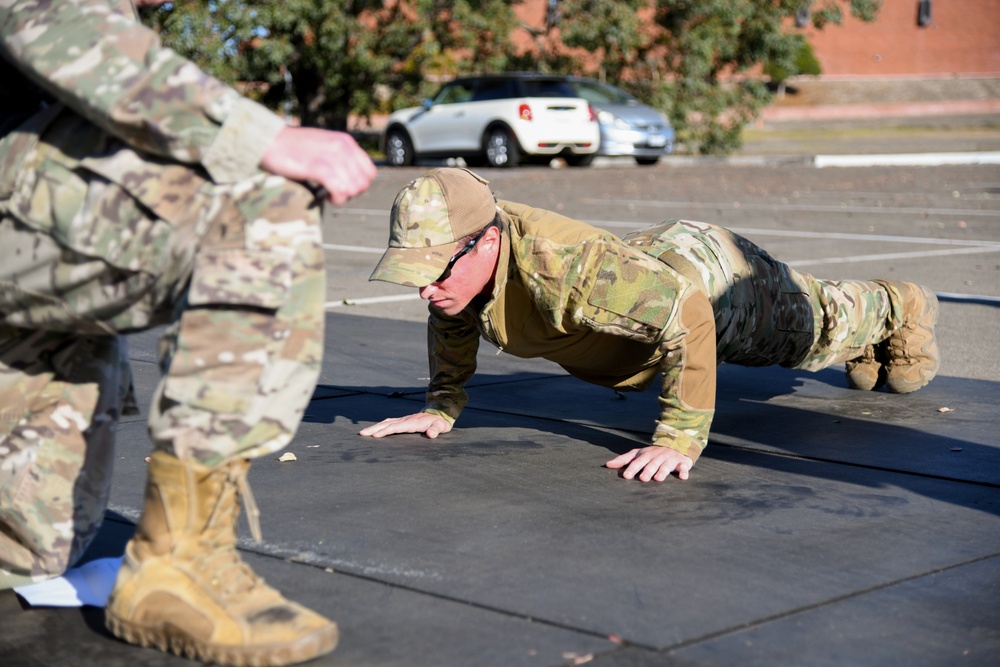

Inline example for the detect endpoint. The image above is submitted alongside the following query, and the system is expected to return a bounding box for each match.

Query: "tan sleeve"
[651,289,717,462]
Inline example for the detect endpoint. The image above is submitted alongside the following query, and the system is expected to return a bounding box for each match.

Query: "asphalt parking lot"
[2,157,998,667]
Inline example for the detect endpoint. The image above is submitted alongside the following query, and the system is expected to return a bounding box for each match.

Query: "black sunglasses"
[435,222,496,283]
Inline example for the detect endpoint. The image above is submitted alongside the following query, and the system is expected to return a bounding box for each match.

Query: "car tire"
[483,126,520,168]
[635,156,660,166]
[565,154,595,167]
[385,128,414,167]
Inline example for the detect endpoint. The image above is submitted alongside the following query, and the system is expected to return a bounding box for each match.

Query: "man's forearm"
[652,290,717,462]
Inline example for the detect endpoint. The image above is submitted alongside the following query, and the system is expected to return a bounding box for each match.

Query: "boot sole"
[106,611,339,667]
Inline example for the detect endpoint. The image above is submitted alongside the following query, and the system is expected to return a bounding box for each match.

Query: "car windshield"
[568,80,636,105]
[432,81,475,105]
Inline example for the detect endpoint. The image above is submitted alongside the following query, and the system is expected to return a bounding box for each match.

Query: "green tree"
[142,1,426,130]
[399,0,529,103]
[549,0,881,154]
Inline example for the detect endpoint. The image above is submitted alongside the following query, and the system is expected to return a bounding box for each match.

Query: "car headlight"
[597,110,633,130]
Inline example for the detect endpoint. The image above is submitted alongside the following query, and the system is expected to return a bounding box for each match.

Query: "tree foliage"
[142,1,426,130]
[143,0,881,153]
[551,0,881,154]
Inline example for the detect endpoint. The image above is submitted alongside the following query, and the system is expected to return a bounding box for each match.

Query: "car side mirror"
[422,99,433,110]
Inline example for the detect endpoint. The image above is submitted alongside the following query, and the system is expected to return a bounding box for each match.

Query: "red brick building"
[515,0,1000,78]
[802,0,1000,76]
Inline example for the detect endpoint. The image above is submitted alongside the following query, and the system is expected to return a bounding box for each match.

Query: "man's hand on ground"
[260,126,377,206]
[359,413,454,439]
[605,447,693,482]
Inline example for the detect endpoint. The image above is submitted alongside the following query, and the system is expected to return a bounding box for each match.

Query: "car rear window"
[521,79,577,98]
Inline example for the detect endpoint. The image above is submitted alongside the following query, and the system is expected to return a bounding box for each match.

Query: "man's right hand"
[260,126,376,206]
[359,413,453,439]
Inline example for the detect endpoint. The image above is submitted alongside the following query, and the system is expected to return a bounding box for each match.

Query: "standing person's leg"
[104,174,337,666]
[2,111,336,663]
[0,329,126,589]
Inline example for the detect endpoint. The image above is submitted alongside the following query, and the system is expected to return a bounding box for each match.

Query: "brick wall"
[803,0,1000,76]
[514,1,1000,78]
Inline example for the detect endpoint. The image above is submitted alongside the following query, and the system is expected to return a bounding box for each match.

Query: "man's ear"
[480,224,502,252]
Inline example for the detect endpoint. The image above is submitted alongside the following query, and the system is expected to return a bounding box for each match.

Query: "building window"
[918,0,932,27]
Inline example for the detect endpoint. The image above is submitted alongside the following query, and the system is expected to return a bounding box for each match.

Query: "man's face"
[417,227,500,316]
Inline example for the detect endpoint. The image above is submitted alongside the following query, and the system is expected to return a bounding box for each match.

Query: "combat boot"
[875,280,940,394]
[105,451,338,666]
[844,344,887,391]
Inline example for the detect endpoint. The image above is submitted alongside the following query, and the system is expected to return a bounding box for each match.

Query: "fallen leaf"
[278,452,297,462]
[937,407,954,413]
[608,634,623,644]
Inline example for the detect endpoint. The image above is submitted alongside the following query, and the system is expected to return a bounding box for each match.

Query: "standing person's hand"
[260,126,377,206]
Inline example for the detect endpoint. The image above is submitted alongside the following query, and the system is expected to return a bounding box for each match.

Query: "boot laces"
[199,461,268,599]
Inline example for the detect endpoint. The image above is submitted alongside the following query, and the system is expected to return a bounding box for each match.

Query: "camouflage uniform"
[0,0,324,588]
[415,202,892,463]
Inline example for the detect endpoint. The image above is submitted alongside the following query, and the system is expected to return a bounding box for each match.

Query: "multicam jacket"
[0,0,286,202]
[424,201,718,462]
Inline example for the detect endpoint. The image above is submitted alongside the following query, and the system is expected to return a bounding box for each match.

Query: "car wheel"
[635,156,660,166]
[385,128,414,167]
[565,154,595,167]
[484,127,520,168]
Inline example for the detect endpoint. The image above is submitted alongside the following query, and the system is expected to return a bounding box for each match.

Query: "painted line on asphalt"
[936,292,1000,306]
[323,285,1000,311]
[583,199,1000,218]
[787,244,1000,267]
[322,243,385,253]
[325,293,422,309]
[727,226,1000,247]
[814,152,1000,168]
[322,226,1000,309]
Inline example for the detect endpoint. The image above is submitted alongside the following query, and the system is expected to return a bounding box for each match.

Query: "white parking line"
[322,243,385,254]
[727,227,1000,247]
[814,152,1000,168]
[325,293,422,309]
[581,199,1000,218]
[322,226,1000,309]
[787,244,1000,267]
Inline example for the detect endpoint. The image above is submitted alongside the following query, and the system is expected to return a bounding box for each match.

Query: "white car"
[381,74,600,168]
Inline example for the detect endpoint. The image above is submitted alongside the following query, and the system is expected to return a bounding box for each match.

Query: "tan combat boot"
[105,451,338,666]
[875,280,940,394]
[845,343,887,391]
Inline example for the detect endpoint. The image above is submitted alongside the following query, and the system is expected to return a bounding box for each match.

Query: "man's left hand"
[605,447,693,482]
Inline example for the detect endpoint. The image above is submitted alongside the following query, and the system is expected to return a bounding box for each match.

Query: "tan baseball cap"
[369,168,499,287]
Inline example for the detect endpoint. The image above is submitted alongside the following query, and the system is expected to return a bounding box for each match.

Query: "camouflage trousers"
[0,113,325,588]
[624,220,893,370]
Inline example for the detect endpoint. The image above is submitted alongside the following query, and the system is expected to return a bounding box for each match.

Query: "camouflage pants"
[624,220,892,370]
[0,113,325,588]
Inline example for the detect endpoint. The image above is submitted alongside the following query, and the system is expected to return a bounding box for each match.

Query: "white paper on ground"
[13,556,123,608]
